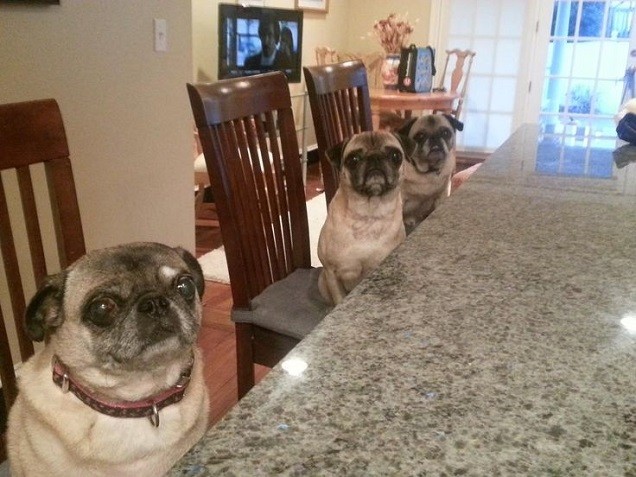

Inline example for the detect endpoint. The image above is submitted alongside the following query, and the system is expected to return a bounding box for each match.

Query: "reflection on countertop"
[471,123,636,196]
[170,124,636,476]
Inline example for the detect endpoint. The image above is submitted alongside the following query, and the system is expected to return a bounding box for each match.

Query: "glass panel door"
[444,0,530,152]
[539,0,636,177]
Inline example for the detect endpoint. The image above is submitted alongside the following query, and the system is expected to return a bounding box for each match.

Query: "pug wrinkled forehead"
[342,130,405,157]
[400,113,464,146]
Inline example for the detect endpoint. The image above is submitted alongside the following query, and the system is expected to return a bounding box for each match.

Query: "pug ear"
[444,114,464,132]
[397,117,418,136]
[25,272,66,342]
[393,132,416,160]
[326,137,350,170]
[174,247,205,299]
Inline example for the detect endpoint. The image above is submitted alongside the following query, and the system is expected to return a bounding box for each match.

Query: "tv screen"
[218,4,303,83]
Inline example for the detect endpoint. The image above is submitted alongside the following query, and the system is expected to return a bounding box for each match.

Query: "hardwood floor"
[195,160,324,426]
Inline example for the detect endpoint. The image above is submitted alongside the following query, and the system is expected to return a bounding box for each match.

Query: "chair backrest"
[187,72,310,309]
[315,46,338,65]
[303,60,373,204]
[336,51,385,88]
[437,48,476,120]
[0,98,85,460]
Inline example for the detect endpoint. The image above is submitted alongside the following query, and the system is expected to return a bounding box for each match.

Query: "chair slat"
[16,167,47,286]
[0,178,34,361]
[0,307,18,412]
[46,157,85,268]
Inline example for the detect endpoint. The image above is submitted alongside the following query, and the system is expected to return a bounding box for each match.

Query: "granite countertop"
[171,124,636,476]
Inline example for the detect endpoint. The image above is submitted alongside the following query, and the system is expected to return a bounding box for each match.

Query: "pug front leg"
[339,266,364,297]
[319,268,347,305]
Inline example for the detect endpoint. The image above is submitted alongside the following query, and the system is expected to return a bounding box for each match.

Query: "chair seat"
[232,267,332,340]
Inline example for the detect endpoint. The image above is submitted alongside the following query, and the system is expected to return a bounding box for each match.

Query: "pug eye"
[176,275,197,301]
[389,150,402,165]
[345,153,362,168]
[86,297,118,328]
[440,129,451,139]
[414,132,428,143]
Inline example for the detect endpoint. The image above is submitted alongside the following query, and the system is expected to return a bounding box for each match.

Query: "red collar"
[51,354,193,427]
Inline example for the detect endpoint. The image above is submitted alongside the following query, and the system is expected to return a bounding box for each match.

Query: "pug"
[7,242,209,477]
[317,130,414,305]
[398,113,464,235]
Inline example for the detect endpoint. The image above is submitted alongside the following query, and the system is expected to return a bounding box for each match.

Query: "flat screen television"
[218,4,303,83]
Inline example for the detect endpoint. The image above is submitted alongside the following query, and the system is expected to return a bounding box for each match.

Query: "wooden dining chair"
[435,48,476,120]
[0,98,85,462]
[187,72,331,399]
[303,60,373,204]
[314,46,338,65]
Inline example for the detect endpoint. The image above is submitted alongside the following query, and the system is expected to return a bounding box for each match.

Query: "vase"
[381,53,401,90]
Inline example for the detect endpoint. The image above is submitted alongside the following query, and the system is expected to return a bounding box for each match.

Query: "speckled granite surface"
[170,125,636,476]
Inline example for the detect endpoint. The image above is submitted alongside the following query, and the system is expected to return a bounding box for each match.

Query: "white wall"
[345,0,432,54]
[0,1,194,254]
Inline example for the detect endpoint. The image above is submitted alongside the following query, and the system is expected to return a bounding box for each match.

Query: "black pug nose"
[429,139,444,152]
[138,294,170,316]
[366,154,388,170]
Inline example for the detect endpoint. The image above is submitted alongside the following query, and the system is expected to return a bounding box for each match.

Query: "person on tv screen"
[244,16,292,70]
[279,26,295,65]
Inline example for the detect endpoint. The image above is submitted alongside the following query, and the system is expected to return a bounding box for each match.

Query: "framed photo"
[295,0,328,14]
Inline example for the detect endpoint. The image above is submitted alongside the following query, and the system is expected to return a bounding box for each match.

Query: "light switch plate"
[154,18,168,52]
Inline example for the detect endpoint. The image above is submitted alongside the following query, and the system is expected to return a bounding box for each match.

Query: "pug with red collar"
[398,113,464,234]
[7,242,209,477]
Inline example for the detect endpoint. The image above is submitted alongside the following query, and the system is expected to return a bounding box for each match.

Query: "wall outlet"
[154,18,168,52]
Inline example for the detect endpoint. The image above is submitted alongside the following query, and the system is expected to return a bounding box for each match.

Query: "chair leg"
[235,322,255,399]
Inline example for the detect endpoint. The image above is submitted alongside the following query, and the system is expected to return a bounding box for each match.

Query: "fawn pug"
[7,242,209,477]
[318,130,414,305]
[398,113,464,234]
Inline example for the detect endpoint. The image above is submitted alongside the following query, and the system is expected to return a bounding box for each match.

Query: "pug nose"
[138,294,170,315]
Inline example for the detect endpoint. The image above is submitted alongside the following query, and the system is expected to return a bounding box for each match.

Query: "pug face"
[25,242,205,372]
[398,114,463,175]
[327,131,414,197]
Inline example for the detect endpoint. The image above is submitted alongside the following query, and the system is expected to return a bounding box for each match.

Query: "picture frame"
[295,0,328,14]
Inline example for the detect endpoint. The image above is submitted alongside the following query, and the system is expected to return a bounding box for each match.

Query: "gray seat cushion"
[232,267,332,339]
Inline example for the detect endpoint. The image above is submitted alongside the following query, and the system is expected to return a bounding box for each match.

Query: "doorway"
[432,0,636,158]
[539,1,635,145]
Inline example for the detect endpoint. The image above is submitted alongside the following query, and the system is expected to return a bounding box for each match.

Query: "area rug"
[198,193,327,283]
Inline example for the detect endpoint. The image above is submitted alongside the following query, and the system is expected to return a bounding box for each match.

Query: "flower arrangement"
[372,13,415,55]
